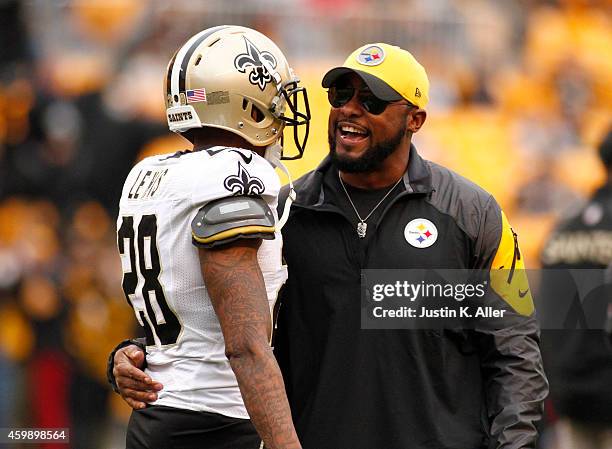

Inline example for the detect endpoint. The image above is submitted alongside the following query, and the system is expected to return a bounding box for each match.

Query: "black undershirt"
[322,167,404,244]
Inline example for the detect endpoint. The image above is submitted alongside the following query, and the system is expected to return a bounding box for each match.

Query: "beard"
[328,121,407,173]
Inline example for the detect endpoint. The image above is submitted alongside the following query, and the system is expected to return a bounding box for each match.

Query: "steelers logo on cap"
[404,218,438,248]
[357,45,385,66]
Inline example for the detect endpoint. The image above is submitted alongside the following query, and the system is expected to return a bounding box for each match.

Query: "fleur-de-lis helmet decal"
[224,162,265,196]
[234,36,280,91]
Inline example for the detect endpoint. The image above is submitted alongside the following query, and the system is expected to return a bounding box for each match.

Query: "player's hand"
[113,345,163,410]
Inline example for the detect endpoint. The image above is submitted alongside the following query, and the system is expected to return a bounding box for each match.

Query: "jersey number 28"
[118,215,181,346]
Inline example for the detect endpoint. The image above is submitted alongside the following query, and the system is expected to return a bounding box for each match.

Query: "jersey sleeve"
[184,148,281,247]
[188,148,281,207]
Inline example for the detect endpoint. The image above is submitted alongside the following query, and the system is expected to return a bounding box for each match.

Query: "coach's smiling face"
[327,73,425,174]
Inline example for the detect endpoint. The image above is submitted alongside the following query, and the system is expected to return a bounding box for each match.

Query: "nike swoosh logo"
[230,149,253,164]
[518,289,529,298]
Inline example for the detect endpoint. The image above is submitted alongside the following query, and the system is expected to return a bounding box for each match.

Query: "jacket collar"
[293,144,433,208]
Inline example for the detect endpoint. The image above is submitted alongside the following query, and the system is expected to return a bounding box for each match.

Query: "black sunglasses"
[327,86,415,115]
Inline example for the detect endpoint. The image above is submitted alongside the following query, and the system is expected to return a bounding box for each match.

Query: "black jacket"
[275,146,548,449]
[540,183,612,423]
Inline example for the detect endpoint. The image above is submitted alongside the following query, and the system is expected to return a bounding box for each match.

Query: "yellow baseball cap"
[322,43,430,109]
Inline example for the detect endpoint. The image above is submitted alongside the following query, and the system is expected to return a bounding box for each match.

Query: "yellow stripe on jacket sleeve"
[489,210,535,316]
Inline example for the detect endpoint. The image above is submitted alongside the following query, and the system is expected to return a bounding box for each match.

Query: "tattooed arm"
[199,239,301,449]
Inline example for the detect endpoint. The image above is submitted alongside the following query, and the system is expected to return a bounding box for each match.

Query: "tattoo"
[199,240,301,449]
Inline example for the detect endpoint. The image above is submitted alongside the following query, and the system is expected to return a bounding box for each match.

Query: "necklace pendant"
[357,222,367,238]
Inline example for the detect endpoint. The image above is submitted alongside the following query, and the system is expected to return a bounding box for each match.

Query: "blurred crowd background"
[0,0,611,448]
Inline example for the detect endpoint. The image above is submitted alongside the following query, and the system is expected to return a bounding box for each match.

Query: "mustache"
[331,118,364,131]
[329,119,368,139]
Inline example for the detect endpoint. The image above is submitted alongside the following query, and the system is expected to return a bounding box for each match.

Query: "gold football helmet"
[165,25,310,159]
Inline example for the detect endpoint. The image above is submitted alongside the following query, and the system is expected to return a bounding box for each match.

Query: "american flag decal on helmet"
[186,88,207,103]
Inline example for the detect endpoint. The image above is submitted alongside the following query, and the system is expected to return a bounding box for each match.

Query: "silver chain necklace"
[338,172,403,238]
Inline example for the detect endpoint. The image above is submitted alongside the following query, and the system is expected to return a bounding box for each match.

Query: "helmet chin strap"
[264,142,296,230]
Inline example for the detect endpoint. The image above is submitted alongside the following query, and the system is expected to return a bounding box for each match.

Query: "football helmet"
[165,25,310,159]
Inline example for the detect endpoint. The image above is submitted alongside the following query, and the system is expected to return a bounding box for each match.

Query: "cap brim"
[321,67,403,102]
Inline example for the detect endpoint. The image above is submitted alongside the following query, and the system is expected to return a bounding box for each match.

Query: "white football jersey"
[117,146,287,419]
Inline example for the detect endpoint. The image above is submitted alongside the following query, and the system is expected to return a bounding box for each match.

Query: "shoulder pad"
[192,196,275,248]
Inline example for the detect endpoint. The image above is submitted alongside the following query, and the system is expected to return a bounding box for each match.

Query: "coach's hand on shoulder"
[114,345,163,410]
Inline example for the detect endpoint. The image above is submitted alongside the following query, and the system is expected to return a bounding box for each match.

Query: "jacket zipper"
[507,228,521,284]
